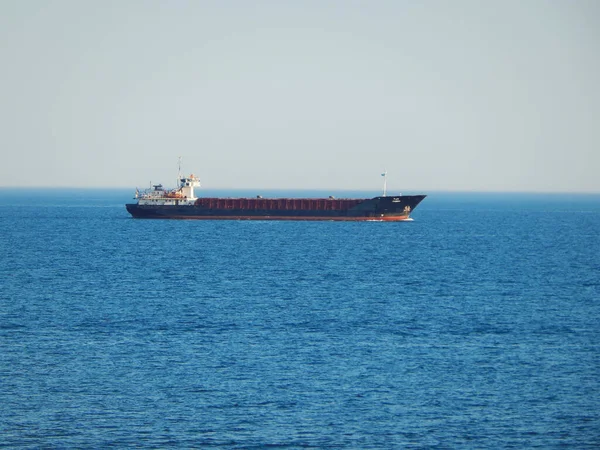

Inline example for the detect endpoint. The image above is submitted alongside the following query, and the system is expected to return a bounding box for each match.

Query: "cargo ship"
[125,170,426,221]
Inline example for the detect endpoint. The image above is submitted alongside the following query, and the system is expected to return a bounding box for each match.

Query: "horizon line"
[0,186,599,195]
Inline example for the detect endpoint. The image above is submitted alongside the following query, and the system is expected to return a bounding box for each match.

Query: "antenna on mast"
[381,170,388,197]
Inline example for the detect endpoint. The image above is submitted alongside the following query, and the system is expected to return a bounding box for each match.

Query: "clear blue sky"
[1,1,598,192]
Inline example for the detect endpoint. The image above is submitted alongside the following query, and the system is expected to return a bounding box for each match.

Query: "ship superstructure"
[136,173,201,207]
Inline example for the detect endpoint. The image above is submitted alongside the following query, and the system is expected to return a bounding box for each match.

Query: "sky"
[1,0,599,192]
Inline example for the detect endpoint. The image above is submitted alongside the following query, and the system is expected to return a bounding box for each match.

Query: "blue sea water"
[1,189,599,448]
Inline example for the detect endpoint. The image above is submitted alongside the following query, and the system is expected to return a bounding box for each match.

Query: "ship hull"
[126,195,426,221]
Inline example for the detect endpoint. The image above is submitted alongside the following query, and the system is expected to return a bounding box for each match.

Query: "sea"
[1,188,599,449]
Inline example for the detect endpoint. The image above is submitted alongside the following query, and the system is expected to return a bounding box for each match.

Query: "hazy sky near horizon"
[1,1,599,192]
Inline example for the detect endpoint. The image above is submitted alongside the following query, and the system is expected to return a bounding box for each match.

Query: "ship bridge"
[178,174,201,200]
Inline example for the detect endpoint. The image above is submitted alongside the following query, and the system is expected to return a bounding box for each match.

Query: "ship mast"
[177,156,182,186]
[381,170,387,197]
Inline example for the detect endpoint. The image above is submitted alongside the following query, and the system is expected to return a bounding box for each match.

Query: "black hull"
[126,195,426,221]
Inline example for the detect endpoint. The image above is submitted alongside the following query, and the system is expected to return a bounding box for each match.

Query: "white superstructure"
[136,174,201,206]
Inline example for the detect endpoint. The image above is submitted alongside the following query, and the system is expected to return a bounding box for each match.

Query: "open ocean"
[1,189,599,449]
